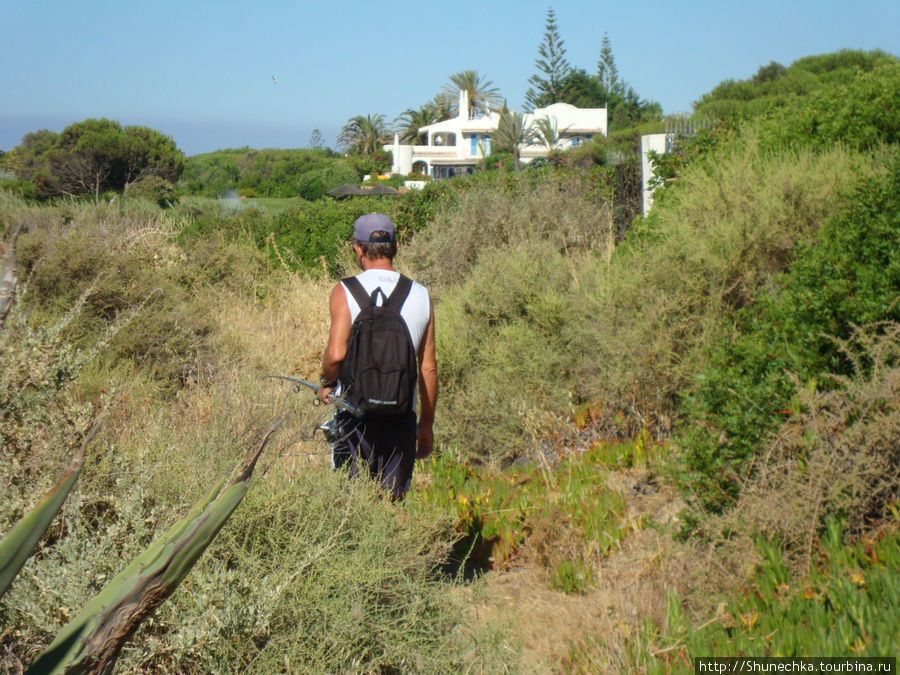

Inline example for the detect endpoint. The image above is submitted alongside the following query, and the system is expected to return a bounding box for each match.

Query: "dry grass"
[467,469,693,671]
[206,273,332,376]
[405,172,612,292]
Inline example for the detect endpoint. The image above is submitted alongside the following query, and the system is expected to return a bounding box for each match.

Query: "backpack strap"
[341,276,372,309]
[386,275,413,312]
[342,275,413,312]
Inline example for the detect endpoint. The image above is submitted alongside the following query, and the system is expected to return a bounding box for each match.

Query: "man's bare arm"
[416,299,438,458]
[318,283,351,402]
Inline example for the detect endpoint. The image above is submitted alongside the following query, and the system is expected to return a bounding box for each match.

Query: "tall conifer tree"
[524,7,571,112]
[597,32,622,94]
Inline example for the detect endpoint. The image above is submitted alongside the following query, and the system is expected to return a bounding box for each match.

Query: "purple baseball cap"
[353,213,396,243]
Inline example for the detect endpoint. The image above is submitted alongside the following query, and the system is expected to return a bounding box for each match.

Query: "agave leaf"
[0,428,95,600]
[28,423,278,675]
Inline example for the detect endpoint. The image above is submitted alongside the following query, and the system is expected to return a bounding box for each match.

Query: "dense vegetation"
[1,119,183,203]
[180,147,364,200]
[1,48,898,671]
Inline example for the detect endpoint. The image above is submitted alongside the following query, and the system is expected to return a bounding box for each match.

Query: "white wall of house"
[388,91,607,177]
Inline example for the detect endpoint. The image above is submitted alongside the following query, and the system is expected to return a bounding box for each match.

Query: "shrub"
[127,175,177,207]
[568,142,892,441]
[428,238,580,461]
[677,167,900,511]
[405,170,612,290]
[296,159,358,200]
[0,178,37,200]
[10,200,270,394]
[702,323,900,573]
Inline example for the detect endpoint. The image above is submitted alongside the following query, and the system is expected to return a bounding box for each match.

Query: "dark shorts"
[332,411,417,499]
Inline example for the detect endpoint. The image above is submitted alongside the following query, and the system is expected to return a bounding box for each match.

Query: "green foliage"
[175,182,457,277]
[0,197,512,672]
[263,198,385,274]
[295,159,358,200]
[407,169,609,289]
[677,167,900,511]
[570,142,881,445]
[126,174,177,207]
[651,52,899,209]
[409,441,637,584]
[29,432,270,673]
[180,147,338,198]
[0,178,37,200]
[693,49,899,123]
[493,108,530,170]
[13,201,264,394]
[442,70,503,118]
[759,60,900,151]
[405,171,614,460]
[395,105,442,145]
[634,518,900,670]
[7,119,184,202]
[524,7,571,111]
[337,114,392,156]
[345,149,392,178]
[145,472,491,674]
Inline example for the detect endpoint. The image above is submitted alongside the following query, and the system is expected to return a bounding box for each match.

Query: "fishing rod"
[265,375,361,442]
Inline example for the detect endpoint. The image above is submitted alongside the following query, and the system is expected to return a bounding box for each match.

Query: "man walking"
[317,213,437,500]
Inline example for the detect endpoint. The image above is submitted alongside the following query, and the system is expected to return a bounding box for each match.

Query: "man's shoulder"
[406,277,430,304]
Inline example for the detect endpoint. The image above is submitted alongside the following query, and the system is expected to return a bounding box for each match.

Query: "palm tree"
[493,108,531,171]
[442,70,503,118]
[395,105,439,145]
[429,94,455,122]
[532,115,569,166]
[338,114,391,155]
[532,116,565,150]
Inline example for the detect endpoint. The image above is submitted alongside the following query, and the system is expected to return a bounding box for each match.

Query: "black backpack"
[340,275,417,419]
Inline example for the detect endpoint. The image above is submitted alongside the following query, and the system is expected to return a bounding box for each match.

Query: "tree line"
[2,119,183,204]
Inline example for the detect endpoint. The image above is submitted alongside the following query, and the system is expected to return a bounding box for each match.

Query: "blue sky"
[2,0,897,156]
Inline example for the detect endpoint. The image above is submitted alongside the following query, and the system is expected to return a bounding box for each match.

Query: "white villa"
[387,90,607,178]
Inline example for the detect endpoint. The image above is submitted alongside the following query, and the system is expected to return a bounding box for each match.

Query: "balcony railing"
[408,147,460,159]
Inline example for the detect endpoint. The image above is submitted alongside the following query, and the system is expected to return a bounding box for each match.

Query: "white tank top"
[341,269,431,351]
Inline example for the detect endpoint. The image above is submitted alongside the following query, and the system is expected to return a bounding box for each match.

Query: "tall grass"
[0,198,515,671]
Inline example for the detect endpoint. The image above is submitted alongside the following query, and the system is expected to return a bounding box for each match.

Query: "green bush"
[677,166,900,511]
[296,159,359,200]
[127,174,177,207]
[114,472,499,673]
[693,49,898,123]
[431,241,578,461]
[0,178,37,200]
[11,201,267,394]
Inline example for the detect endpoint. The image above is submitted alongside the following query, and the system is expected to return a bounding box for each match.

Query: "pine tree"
[308,128,324,150]
[597,32,621,94]
[524,7,571,112]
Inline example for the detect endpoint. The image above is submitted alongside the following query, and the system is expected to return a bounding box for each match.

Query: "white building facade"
[388,91,607,178]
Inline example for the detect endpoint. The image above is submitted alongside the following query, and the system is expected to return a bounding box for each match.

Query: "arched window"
[432,132,456,147]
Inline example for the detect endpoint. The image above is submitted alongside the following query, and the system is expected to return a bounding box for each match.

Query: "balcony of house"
[408,146,459,159]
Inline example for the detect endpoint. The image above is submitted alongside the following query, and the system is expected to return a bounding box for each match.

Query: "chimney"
[459,89,469,121]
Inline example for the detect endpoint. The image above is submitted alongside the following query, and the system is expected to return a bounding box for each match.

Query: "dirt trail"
[467,470,692,671]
